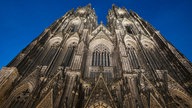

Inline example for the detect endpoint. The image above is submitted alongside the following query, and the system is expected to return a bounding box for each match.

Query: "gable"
[36,89,53,108]
[90,24,113,41]
[92,24,111,35]
[84,73,116,108]
[89,24,114,52]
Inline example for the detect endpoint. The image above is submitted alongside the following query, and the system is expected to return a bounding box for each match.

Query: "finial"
[99,66,104,72]
[100,21,103,24]
[122,7,126,9]
[99,72,103,78]
[70,8,75,13]
[87,3,91,7]
[112,4,116,9]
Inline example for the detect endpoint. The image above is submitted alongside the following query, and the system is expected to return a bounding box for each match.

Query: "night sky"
[0,0,192,68]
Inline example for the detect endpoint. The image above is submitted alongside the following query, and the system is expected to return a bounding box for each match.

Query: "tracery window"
[92,44,110,67]
[135,22,146,34]
[9,89,30,108]
[126,43,140,69]
[125,25,134,34]
[42,40,61,65]
[62,43,77,67]
[142,41,162,70]
[8,83,34,108]
[70,24,78,32]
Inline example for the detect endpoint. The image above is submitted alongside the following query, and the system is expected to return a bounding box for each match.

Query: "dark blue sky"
[0,0,192,68]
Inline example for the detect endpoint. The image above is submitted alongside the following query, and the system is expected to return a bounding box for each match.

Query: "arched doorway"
[89,101,112,108]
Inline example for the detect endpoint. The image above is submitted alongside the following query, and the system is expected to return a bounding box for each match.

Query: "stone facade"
[0,4,192,108]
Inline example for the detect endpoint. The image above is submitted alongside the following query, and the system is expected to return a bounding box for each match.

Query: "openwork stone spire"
[0,4,192,108]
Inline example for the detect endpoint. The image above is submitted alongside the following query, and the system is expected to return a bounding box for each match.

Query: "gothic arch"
[91,44,111,66]
[48,36,63,46]
[122,18,133,26]
[41,36,63,65]
[169,88,192,107]
[140,36,165,70]
[3,82,34,107]
[140,37,155,49]
[122,18,136,34]
[60,19,70,31]
[89,39,114,52]
[11,71,37,97]
[13,83,32,94]
[89,101,112,108]
[61,35,79,67]
[124,35,137,48]
[124,35,141,69]
[134,21,146,34]
[65,35,79,47]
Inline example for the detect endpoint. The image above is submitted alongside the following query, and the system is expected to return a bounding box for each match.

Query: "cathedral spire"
[0,4,192,108]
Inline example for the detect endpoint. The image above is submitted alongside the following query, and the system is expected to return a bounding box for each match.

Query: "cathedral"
[0,4,192,108]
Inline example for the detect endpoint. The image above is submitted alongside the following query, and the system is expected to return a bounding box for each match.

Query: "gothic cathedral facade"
[0,4,192,108]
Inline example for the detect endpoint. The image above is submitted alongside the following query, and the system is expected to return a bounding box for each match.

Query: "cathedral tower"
[0,4,192,108]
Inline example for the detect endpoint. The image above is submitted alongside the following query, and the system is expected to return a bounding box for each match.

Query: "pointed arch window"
[125,25,134,34]
[126,44,140,69]
[135,22,146,35]
[92,44,110,66]
[69,18,81,33]
[9,89,30,108]
[62,43,77,67]
[42,40,61,65]
[8,83,34,108]
[69,24,77,32]
[142,41,163,70]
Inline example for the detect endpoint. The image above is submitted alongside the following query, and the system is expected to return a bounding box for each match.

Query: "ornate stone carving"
[1,4,192,108]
